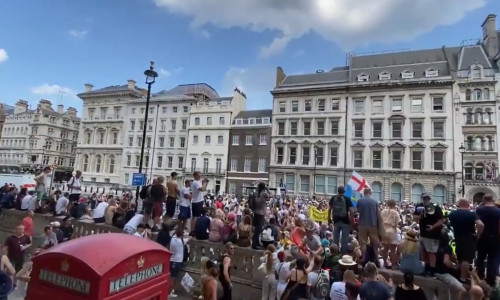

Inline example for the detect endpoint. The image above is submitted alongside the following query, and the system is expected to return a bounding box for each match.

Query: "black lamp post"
[313,143,318,194]
[135,62,158,206]
[459,143,466,197]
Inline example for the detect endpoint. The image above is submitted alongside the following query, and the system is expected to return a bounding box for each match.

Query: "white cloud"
[199,29,211,39]
[31,84,75,95]
[69,29,89,38]
[0,49,8,62]
[153,0,485,57]
[221,66,275,109]
[159,67,184,77]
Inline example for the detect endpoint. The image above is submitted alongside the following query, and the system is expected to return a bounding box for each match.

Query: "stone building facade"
[227,109,272,195]
[269,14,500,204]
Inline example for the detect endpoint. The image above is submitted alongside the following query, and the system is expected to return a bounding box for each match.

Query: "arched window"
[483,88,490,100]
[372,182,382,202]
[83,155,89,172]
[472,66,482,79]
[109,155,115,173]
[411,184,424,203]
[95,155,102,173]
[85,130,92,144]
[465,112,472,124]
[433,185,446,204]
[473,89,482,101]
[390,182,403,202]
[475,163,484,180]
[466,136,474,150]
[464,163,473,180]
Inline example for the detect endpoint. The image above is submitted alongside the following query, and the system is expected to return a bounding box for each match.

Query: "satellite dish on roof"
[316,70,324,73]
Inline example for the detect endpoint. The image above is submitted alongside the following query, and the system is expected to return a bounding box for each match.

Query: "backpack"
[261,226,274,242]
[0,269,13,297]
[331,195,347,220]
[139,185,150,200]
[312,270,330,299]
[181,237,189,262]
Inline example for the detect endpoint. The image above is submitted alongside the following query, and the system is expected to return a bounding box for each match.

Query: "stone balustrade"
[0,209,469,300]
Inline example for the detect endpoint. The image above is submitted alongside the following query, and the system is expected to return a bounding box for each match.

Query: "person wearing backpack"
[328,186,354,254]
[307,255,331,300]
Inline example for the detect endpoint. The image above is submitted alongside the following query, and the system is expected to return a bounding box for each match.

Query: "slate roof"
[156,83,219,99]
[234,109,272,119]
[280,70,348,86]
[457,45,493,70]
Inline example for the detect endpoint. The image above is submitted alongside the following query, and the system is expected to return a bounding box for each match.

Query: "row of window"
[352,119,445,140]
[373,182,447,203]
[275,144,446,171]
[277,120,340,136]
[278,98,340,113]
[231,134,268,146]
[125,154,184,170]
[129,119,188,132]
[229,158,267,173]
[275,173,338,195]
[356,69,440,82]
[194,116,226,126]
[87,107,122,120]
[84,130,120,145]
[464,109,494,125]
[464,88,492,101]
[352,96,444,115]
[33,114,78,128]
[464,162,496,182]
[127,136,186,149]
[464,135,495,152]
[189,157,223,174]
[234,117,271,125]
[130,105,189,115]
[81,154,117,174]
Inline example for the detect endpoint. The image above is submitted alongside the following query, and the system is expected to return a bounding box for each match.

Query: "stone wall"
[0,209,467,300]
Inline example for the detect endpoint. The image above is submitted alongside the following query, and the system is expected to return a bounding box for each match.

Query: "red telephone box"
[26,233,171,300]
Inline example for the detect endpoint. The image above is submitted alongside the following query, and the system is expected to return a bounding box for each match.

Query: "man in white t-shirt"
[190,171,208,232]
[55,192,70,216]
[67,171,83,203]
[169,227,189,298]
[123,214,144,235]
[20,192,34,211]
[178,179,191,229]
[92,199,108,223]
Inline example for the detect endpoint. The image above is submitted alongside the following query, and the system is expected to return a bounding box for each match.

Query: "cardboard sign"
[180,272,195,294]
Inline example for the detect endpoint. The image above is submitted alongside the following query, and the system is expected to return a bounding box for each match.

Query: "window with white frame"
[331,120,339,135]
[292,101,299,112]
[354,122,364,138]
[372,122,382,139]
[433,121,445,138]
[279,101,286,113]
[401,70,415,79]
[207,117,212,125]
[317,121,325,135]
[182,119,187,130]
[330,147,338,166]
[180,137,185,148]
[290,122,298,135]
[357,74,369,82]
[432,96,444,111]
[391,183,403,201]
[157,156,163,168]
[353,150,363,168]
[183,106,188,113]
[327,176,337,194]
[391,98,402,112]
[278,122,285,135]
[126,155,131,166]
[354,99,365,114]
[289,147,297,164]
[167,156,173,168]
[372,150,382,168]
[372,99,383,114]
[316,146,324,165]
[411,121,423,139]
[205,135,211,144]
[317,99,325,111]
[379,72,391,80]
[392,150,402,169]
[315,175,325,193]
[193,135,198,144]
[277,147,284,164]
[259,134,267,145]
[244,158,251,172]
[169,137,174,147]
[178,156,184,169]
[232,135,239,145]
[411,150,423,170]
[331,99,340,110]
[303,122,311,135]
[305,100,312,112]
[392,122,402,139]
[230,158,238,171]
[302,147,310,165]
[128,137,133,147]
[433,151,445,171]
[219,117,225,125]
[171,120,176,130]
[411,98,422,113]
[218,136,223,144]
[258,158,266,172]
[286,173,295,191]
[173,107,178,113]
[245,135,253,145]
[425,69,439,77]
[300,175,310,193]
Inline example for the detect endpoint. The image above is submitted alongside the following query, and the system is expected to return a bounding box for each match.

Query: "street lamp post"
[313,143,318,195]
[459,143,466,197]
[135,62,158,207]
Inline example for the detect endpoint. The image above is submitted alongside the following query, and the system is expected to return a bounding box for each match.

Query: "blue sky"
[0,0,498,113]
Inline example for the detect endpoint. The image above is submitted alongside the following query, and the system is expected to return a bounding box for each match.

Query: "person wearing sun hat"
[399,229,424,275]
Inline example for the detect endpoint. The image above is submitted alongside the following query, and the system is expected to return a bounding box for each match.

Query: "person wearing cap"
[413,192,446,276]
[448,199,484,283]
[398,229,424,275]
[201,259,222,300]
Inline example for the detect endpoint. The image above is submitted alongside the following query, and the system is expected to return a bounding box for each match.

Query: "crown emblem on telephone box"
[137,256,145,268]
[61,259,70,272]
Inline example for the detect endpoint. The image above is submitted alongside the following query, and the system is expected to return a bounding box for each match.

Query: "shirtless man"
[166,172,180,219]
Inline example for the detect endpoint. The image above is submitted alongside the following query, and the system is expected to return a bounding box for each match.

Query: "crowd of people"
[1,168,500,300]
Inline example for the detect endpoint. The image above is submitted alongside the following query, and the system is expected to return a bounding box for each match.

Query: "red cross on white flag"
[348,171,370,193]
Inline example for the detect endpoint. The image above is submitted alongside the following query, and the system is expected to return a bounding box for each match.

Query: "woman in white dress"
[275,251,295,300]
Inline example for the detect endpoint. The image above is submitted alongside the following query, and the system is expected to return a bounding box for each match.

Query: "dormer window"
[401,70,415,79]
[425,69,439,77]
[235,119,243,125]
[357,73,370,82]
[378,72,391,80]
[471,64,483,79]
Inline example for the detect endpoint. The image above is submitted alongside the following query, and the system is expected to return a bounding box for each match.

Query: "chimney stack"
[276,67,286,87]
[14,100,28,114]
[67,107,77,117]
[482,14,499,59]
[84,83,93,92]
[127,80,136,90]
[57,104,64,114]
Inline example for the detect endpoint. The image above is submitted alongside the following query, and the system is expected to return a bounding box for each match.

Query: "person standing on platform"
[191,171,208,233]
[166,172,180,219]
[179,179,192,230]
[67,170,83,203]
